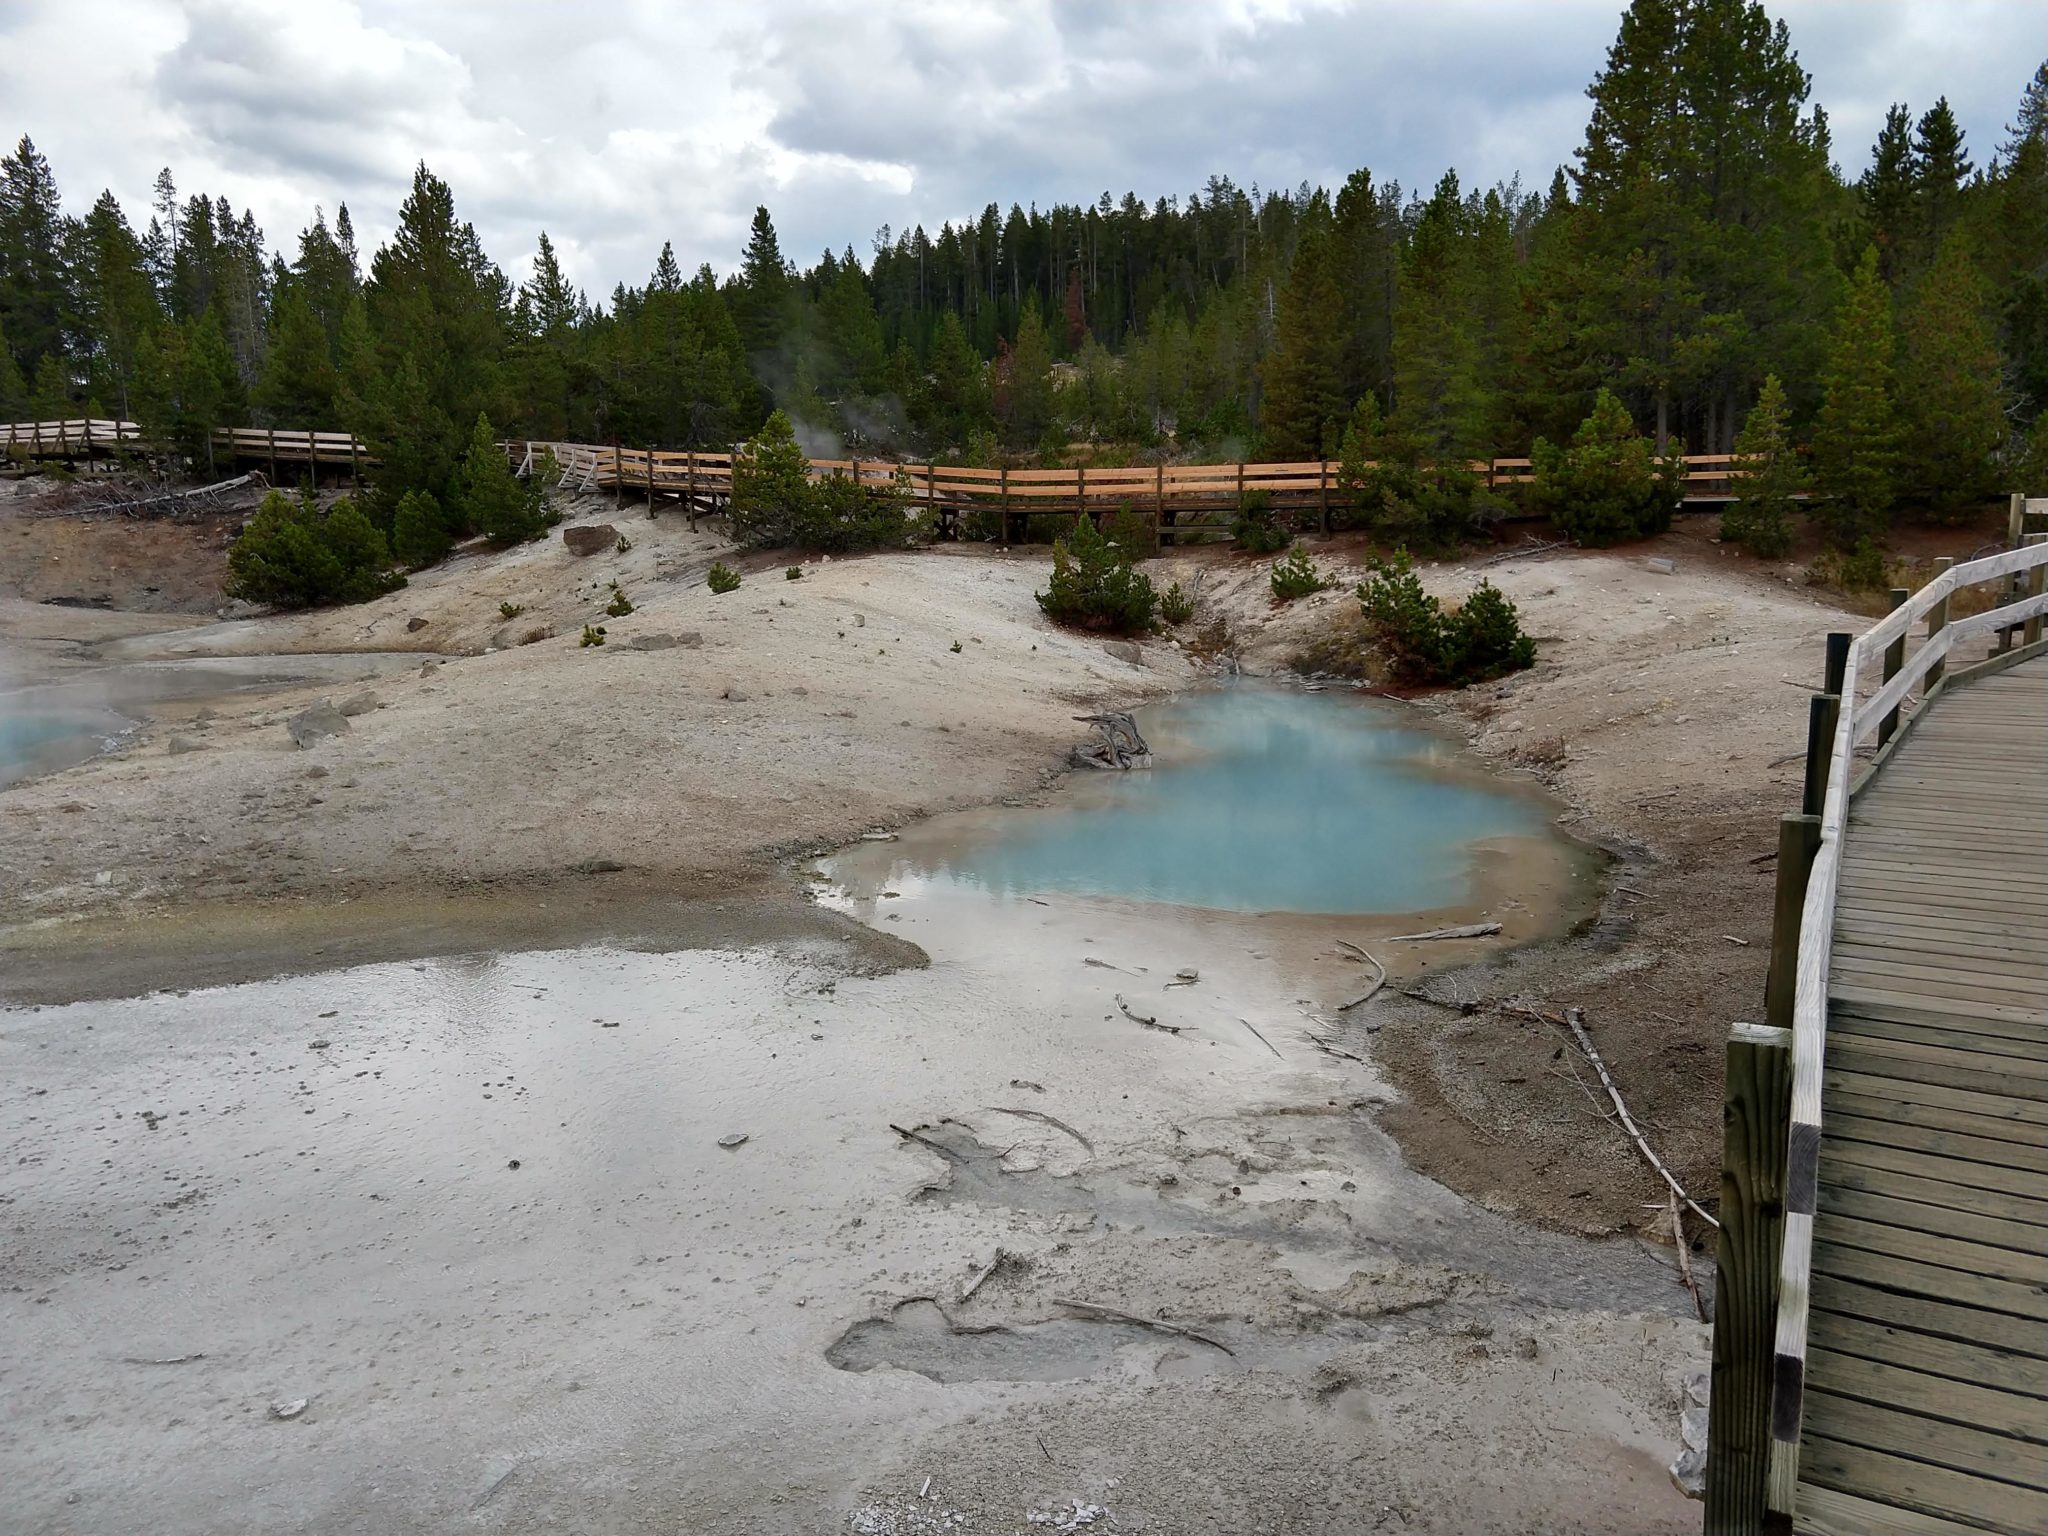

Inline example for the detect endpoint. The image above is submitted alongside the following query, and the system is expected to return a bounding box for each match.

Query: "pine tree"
[1861,105,1918,284]
[1912,98,1974,265]
[1896,235,2005,513]
[75,190,162,418]
[728,407,815,546]
[0,318,25,416]
[256,288,338,426]
[1000,303,1055,445]
[1722,373,1802,556]
[456,411,545,542]
[0,136,72,374]
[391,489,449,569]
[1390,173,1490,467]
[1812,248,1902,547]
[1258,197,1343,459]
[735,206,789,356]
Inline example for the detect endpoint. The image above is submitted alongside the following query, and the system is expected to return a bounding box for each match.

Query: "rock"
[722,687,750,702]
[405,616,430,632]
[630,632,680,651]
[1645,556,1677,574]
[337,691,379,717]
[286,702,351,748]
[1104,640,1144,665]
[269,1398,309,1421]
[418,660,440,678]
[717,1133,749,1149]
[304,766,329,779]
[562,524,619,556]
[675,631,705,648]
[167,735,203,754]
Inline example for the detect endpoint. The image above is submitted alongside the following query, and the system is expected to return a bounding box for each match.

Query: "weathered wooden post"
[688,452,699,525]
[1318,458,1330,535]
[1764,633,1846,1031]
[1924,556,1954,694]
[1000,465,1012,543]
[1877,586,1909,747]
[266,426,277,484]
[1999,493,2025,653]
[645,444,656,515]
[1704,1021,1792,1535]
[613,442,623,510]
[2025,533,2047,648]
[1156,462,1167,547]
[1075,463,1086,525]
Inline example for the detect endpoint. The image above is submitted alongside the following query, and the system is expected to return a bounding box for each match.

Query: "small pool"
[839,687,1563,916]
[0,708,134,789]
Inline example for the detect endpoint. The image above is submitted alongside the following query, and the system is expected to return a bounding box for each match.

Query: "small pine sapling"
[1270,546,1330,601]
[605,581,634,617]
[579,624,607,647]
[498,601,526,619]
[707,562,742,594]
[1159,580,1195,625]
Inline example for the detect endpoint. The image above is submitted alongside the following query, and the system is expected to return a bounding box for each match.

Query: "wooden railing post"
[1876,587,1909,747]
[613,442,622,509]
[1922,556,1954,694]
[1705,1022,1792,1536]
[2025,533,2047,649]
[1074,463,1085,525]
[1766,809,1822,1032]
[1999,494,2025,653]
[645,444,656,514]
[1156,462,1166,547]
[1318,459,1330,534]
[688,452,699,523]
[999,465,1010,543]
[266,425,277,484]
[349,434,361,490]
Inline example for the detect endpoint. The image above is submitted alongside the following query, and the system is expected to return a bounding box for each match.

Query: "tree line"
[1,0,2044,561]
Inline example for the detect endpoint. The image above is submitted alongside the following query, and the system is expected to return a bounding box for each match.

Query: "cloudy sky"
[3,0,2040,299]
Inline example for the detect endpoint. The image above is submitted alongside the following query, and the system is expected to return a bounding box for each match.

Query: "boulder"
[405,616,430,632]
[563,524,620,557]
[337,690,380,716]
[676,631,705,648]
[630,632,681,651]
[286,702,351,749]
[1104,640,1145,666]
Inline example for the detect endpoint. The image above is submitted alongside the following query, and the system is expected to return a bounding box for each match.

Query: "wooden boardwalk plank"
[1808,1303,2048,1398]
[1799,1436,2048,1533]
[1817,1183,2048,1260]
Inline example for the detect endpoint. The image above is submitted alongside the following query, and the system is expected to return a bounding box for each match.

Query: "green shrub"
[1105,502,1158,559]
[580,624,607,647]
[1721,374,1802,559]
[1335,395,1487,550]
[1036,514,1157,633]
[729,410,930,552]
[457,413,555,544]
[1834,538,1890,591]
[785,565,803,580]
[391,489,450,570]
[1356,550,1536,687]
[227,489,404,609]
[616,534,632,554]
[604,581,634,617]
[1231,489,1290,553]
[707,561,742,594]
[498,601,526,619]
[1528,390,1682,547]
[1270,545,1330,602]
[1160,580,1195,625]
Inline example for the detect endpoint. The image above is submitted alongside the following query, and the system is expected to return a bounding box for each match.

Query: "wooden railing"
[1704,496,2048,1532]
[6,417,1755,520]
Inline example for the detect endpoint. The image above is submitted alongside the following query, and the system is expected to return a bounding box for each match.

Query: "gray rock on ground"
[166,735,203,754]
[1104,640,1144,666]
[337,691,380,716]
[286,702,351,749]
[563,524,620,556]
[630,633,680,651]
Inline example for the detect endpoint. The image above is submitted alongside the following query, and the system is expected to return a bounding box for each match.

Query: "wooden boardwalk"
[1795,659,2048,1535]
[1705,503,2048,1535]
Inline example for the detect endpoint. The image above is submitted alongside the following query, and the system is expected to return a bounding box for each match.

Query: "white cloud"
[0,0,2039,302]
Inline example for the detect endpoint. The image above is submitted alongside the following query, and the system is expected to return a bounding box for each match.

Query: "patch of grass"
[519,625,552,645]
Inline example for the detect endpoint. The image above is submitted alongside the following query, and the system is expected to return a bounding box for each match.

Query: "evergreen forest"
[3,0,2045,556]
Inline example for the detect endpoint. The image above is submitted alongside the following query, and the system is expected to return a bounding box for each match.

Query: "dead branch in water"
[987,1105,1093,1154]
[1116,994,1184,1034]
[1238,1018,1282,1058]
[1053,1297,1235,1356]
[960,1250,1006,1303]
[1670,1191,1709,1323]
[889,1123,964,1163]
[1564,1008,1719,1231]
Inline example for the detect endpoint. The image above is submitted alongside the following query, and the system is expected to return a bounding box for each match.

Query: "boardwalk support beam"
[1705,1021,1792,1536]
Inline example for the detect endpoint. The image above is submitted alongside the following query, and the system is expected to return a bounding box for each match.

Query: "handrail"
[1763,513,2048,1516]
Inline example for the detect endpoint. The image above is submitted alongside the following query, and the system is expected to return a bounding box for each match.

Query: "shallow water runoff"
[843,685,1566,917]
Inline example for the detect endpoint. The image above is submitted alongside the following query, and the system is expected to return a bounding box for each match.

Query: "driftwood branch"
[1053,1297,1235,1356]
[1116,994,1183,1034]
[1477,536,1567,569]
[960,1249,1006,1303]
[1336,942,1388,1012]
[1564,1008,1719,1231]
[81,471,265,520]
[1380,923,1502,942]
[1238,1018,1282,1058]
[1071,712,1152,771]
[987,1105,1093,1154]
[889,1122,964,1163]
[1670,1191,1709,1323]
